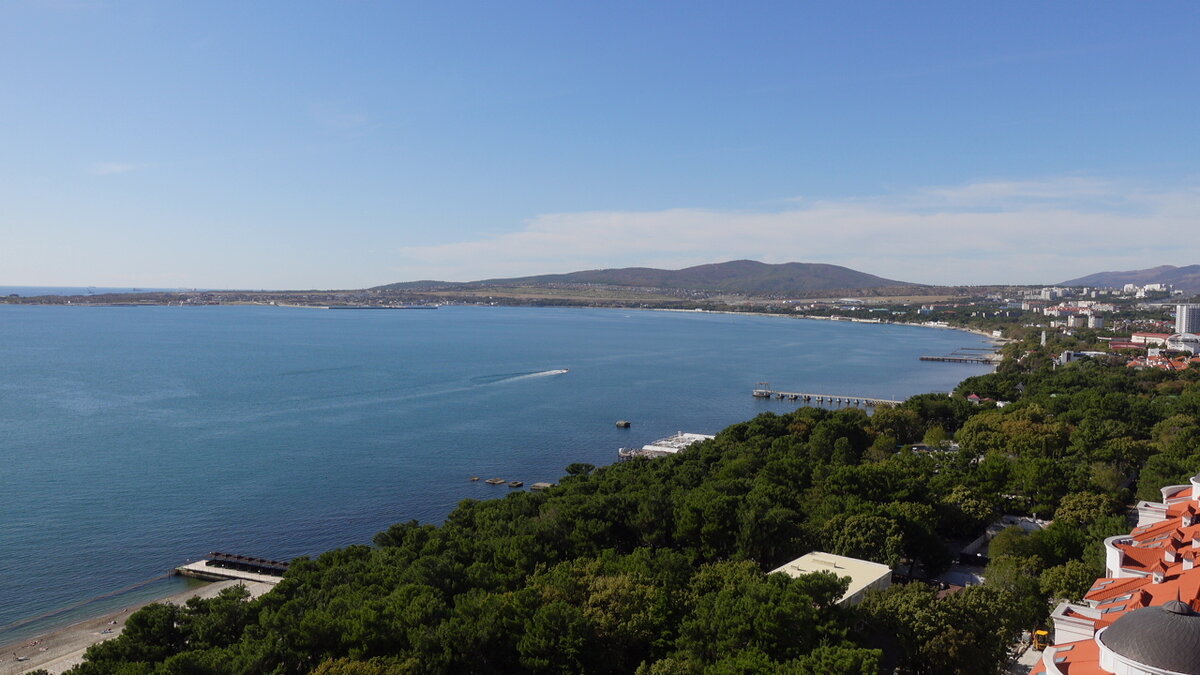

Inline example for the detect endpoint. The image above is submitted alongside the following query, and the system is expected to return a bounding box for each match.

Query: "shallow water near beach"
[0,304,991,644]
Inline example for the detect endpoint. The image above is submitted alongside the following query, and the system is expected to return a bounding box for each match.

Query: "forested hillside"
[65,349,1200,675]
[375,260,918,295]
[1060,264,1200,293]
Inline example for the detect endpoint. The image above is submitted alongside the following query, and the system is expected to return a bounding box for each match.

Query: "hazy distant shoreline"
[643,305,1005,346]
[0,287,200,297]
[1,297,1005,352]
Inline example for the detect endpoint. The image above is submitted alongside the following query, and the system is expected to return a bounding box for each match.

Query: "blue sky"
[2,1,1197,288]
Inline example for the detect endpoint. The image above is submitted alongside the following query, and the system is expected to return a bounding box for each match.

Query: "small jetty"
[751,387,901,408]
[615,420,631,428]
[474,476,549,489]
[919,355,998,364]
[919,347,1002,365]
[174,552,290,585]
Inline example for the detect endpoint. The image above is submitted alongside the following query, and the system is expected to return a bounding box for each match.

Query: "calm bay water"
[0,305,991,643]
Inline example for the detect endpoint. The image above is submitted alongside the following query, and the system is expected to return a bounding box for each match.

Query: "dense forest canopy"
[63,344,1200,675]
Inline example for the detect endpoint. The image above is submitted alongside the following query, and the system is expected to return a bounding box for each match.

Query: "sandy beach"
[0,580,273,675]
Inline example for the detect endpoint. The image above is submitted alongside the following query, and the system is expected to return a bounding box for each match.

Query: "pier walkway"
[174,552,290,585]
[919,355,999,364]
[751,388,901,407]
[175,561,284,585]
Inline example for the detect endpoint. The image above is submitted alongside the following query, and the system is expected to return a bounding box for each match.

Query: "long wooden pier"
[919,355,997,364]
[752,388,901,407]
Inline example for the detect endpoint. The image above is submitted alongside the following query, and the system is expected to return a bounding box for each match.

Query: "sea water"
[0,305,992,643]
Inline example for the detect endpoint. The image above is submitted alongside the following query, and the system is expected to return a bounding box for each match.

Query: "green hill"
[1061,264,1200,292]
[375,260,919,295]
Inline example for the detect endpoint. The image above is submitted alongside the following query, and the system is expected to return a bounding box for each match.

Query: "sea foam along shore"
[0,580,273,675]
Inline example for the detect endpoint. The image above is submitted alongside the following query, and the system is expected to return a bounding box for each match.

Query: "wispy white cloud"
[393,176,1200,285]
[88,162,145,176]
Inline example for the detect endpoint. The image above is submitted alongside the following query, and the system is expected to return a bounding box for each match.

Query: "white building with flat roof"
[771,551,891,607]
[1166,333,1200,355]
[640,432,714,454]
[617,432,715,460]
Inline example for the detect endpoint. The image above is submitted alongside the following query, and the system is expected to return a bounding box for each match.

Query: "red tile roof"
[1040,478,1200,673]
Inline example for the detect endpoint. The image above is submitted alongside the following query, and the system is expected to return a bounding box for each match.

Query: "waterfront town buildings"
[1033,473,1200,674]
[1125,353,1200,371]
[1131,333,1172,347]
[1121,283,1173,298]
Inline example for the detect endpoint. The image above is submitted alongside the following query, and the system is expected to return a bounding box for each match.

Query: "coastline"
[0,304,998,671]
[641,306,1005,350]
[0,580,273,675]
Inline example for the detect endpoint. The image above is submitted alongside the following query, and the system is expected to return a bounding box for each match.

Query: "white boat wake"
[510,368,568,380]
[473,369,569,385]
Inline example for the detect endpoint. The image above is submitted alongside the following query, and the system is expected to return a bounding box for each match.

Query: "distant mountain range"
[374,260,921,295]
[1061,265,1200,293]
